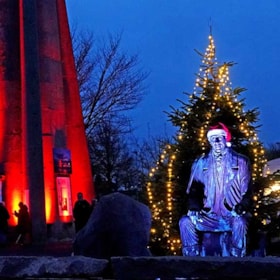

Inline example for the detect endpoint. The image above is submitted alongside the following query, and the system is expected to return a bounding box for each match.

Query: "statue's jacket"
[186,148,252,217]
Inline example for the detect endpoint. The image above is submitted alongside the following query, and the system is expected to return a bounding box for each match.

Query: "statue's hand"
[234,203,246,215]
[188,210,199,216]
[188,210,201,224]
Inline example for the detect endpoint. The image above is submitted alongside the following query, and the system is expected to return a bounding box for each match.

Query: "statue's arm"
[186,159,205,211]
[234,157,253,215]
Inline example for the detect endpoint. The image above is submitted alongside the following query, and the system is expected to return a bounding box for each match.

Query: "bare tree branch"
[72,30,149,135]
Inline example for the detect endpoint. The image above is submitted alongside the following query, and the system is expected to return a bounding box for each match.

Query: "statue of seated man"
[179,123,252,257]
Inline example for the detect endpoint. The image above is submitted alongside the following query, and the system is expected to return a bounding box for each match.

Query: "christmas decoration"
[146,33,266,255]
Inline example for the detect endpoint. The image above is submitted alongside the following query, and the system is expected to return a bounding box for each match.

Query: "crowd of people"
[0,201,32,247]
[14,202,32,245]
[0,192,96,247]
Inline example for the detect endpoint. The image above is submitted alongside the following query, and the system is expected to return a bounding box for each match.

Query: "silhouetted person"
[14,202,32,245]
[0,201,10,245]
[73,192,91,233]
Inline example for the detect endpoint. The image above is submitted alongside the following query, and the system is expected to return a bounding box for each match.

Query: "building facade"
[0,0,94,239]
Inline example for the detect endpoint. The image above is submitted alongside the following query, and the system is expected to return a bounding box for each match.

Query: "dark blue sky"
[66,0,280,146]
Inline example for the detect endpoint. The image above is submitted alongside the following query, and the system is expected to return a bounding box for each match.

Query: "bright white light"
[271,183,280,192]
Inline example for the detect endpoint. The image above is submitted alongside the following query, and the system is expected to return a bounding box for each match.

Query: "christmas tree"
[146,33,267,255]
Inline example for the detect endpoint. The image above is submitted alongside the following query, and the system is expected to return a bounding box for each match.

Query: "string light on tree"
[146,32,266,255]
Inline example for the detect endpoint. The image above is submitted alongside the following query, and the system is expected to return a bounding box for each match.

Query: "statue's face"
[209,135,226,154]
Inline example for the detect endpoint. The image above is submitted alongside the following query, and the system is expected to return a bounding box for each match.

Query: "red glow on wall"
[0,0,95,227]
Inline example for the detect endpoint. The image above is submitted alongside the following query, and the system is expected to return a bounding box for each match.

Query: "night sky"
[66,0,280,146]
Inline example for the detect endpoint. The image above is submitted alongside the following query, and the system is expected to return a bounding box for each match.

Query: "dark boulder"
[73,192,152,258]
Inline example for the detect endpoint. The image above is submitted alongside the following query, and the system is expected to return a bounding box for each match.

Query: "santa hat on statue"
[206,122,232,147]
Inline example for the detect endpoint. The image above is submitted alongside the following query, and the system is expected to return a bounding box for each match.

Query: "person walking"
[14,202,32,245]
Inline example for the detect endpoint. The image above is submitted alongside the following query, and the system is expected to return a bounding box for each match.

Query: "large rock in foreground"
[73,193,152,258]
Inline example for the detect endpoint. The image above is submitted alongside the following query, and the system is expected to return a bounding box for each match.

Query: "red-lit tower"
[0,0,95,240]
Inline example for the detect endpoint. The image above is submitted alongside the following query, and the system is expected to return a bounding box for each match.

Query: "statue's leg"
[220,232,231,256]
[230,215,247,257]
[179,215,200,256]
